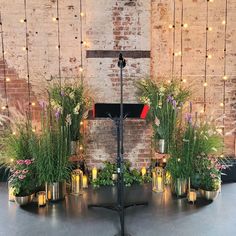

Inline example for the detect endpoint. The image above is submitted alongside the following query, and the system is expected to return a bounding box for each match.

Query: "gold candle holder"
[38,191,47,207]
[8,182,15,202]
[152,167,164,193]
[71,169,83,195]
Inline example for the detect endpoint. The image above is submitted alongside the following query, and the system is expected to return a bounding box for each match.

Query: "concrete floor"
[0,183,236,236]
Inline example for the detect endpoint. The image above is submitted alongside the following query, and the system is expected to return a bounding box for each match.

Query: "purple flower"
[167,95,173,103]
[55,110,61,120]
[60,90,65,97]
[185,113,192,124]
[172,100,177,109]
[189,101,193,113]
[39,100,47,109]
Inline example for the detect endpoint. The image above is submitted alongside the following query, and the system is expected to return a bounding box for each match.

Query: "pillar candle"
[92,167,97,180]
[83,175,88,188]
[141,167,146,177]
[38,192,46,207]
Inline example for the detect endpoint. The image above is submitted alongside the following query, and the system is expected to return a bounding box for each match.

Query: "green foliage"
[91,161,151,188]
[9,159,37,196]
[49,83,92,141]
[137,79,190,153]
[31,110,72,184]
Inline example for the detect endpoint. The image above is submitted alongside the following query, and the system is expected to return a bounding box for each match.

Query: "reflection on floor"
[0,183,236,236]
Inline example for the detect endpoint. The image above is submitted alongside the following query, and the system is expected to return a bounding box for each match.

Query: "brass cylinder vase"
[46,182,66,202]
[175,178,187,197]
[15,193,34,206]
[199,189,219,201]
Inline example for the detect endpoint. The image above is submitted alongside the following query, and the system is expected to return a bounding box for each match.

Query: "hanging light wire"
[23,0,31,118]
[79,0,84,84]
[171,0,176,82]
[180,0,184,82]
[0,12,9,116]
[203,0,210,112]
[222,0,228,136]
[56,0,62,89]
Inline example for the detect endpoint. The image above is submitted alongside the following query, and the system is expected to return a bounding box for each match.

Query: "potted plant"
[197,154,225,200]
[50,83,91,155]
[137,79,190,154]
[9,159,36,205]
[32,104,71,202]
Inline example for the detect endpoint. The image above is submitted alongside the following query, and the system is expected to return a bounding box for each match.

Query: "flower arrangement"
[137,79,190,153]
[49,83,92,141]
[8,159,36,196]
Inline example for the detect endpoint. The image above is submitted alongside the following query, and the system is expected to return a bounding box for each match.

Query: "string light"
[79,0,84,84]
[170,0,176,82]
[183,23,188,28]
[222,20,226,25]
[220,102,224,107]
[80,121,84,125]
[203,82,208,87]
[12,132,16,135]
[31,102,36,106]
[80,12,85,17]
[0,12,10,117]
[55,0,62,89]
[223,75,228,80]
[6,77,10,82]
[180,0,184,82]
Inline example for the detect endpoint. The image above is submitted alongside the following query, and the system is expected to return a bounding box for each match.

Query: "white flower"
[155,117,160,127]
[159,86,165,93]
[65,114,72,126]
[69,92,75,99]
[73,103,80,114]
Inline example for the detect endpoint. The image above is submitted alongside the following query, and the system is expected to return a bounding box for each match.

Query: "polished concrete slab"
[0,183,236,236]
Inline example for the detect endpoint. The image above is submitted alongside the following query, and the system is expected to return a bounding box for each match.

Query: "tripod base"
[88,201,148,211]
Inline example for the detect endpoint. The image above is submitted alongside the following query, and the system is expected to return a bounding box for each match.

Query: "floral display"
[50,84,92,141]
[9,159,36,196]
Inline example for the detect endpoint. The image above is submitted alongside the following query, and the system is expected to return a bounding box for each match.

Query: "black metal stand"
[88,53,148,236]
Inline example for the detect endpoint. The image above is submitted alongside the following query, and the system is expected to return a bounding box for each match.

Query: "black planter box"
[222,158,236,183]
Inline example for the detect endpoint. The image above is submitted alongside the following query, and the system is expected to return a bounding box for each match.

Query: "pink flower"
[22,169,29,174]
[210,173,216,178]
[16,160,25,165]
[18,175,26,180]
[15,170,21,175]
[24,159,32,165]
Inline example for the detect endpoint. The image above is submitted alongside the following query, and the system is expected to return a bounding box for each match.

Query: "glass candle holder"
[8,181,15,202]
[152,167,164,193]
[71,169,83,195]
[38,191,47,207]
[82,175,88,188]
[92,167,97,181]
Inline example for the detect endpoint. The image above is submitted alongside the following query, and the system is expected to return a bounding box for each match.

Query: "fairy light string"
[79,0,84,84]
[180,0,184,82]
[170,0,176,82]
[0,12,9,116]
[203,0,210,113]
[222,0,228,137]
[56,0,62,89]
[23,0,32,119]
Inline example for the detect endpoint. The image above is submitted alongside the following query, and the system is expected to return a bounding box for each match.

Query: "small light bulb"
[12,132,16,135]
[220,102,224,107]
[223,75,228,80]
[32,128,36,133]
[210,0,214,2]
[220,154,224,158]
[222,20,226,25]
[177,158,181,162]
[183,23,188,28]
[203,82,208,87]
[20,19,24,23]
[174,52,179,56]
[167,80,171,84]
[22,47,26,51]
[6,77,10,82]
[52,17,57,21]
[182,79,187,83]
[79,67,83,72]
[207,55,212,59]
[1,106,6,110]
[208,27,212,31]
[31,102,36,106]
[169,24,173,29]
[80,121,84,125]
[10,158,14,162]
[80,12,85,17]
[200,109,204,114]
[178,51,182,56]
[80,145,83,150]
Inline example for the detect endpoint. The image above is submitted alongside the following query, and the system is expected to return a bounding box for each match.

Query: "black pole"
[118,53,126,236]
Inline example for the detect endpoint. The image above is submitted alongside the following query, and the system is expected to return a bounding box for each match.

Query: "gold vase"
[173,178,187,197]
[199,189,219,201]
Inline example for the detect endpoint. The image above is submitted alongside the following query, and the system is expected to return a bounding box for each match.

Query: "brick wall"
[151,0,236,155]
[0,0,235,170]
